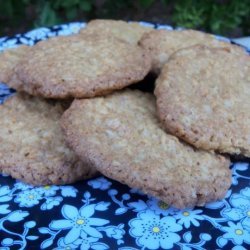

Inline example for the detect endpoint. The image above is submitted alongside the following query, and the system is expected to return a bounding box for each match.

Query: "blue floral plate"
[0,22,250,250]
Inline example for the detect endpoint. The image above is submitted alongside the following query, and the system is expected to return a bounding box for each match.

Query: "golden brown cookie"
[61,90,231,208]
[155,45,250,157]
[0,45,28,87]
[81,19,153,45]
[139,29,246,74]
[11,34,151,99]
[0,94,97,185]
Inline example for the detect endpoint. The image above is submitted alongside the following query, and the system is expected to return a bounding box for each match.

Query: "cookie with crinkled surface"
[0,94,97,185]
[0,45,28,87]
[139,29,246,74]
[61,90,231,208]
[155,45,250,157]
[12,34,151,99]
[81,19,153,45]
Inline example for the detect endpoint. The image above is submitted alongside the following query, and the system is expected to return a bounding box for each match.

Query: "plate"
[0,22,250,250]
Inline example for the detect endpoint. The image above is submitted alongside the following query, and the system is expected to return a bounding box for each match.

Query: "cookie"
[61,90,231,208]
[0,94,97,185]
[155,45,250,157]
[0,45,28,87]
[11,34,151,99]
[81,19,153,45]
[139,29,246,74]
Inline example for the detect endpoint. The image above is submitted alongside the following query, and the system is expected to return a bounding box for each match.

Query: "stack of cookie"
[0,20,249,208]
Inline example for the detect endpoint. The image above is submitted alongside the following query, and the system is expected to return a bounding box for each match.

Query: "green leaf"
[53,0,63,9]
[173,1,206,29]
[79,0,92,12]
[0,0,14,17]
[66,7,77,19]
[139,0,155,8]
[61,0,79,8]
[22,0,31,4]
[37,2,61,27]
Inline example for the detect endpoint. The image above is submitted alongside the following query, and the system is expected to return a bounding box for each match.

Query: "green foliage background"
[0,0,249,37]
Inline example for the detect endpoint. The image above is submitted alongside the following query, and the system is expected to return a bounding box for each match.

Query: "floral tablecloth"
[0,22,250,250]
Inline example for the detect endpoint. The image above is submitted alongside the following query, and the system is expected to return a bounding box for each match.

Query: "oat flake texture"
[155,45,250,157]
[139,29,246,74]
[11,34,151,99]
[0,94,97,185]
[61,90,231,208]
[82,19,153,45]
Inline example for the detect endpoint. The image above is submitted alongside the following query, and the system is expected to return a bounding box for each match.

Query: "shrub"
[0,0,249,37]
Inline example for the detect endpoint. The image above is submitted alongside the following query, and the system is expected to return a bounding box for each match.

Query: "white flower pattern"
[174,209,204,228]
[222,187,250,231]
[14,189,43,207]
[221,221,250,245]
[88,177,112,190]
[49,203,109,243]
[129,209,182,249]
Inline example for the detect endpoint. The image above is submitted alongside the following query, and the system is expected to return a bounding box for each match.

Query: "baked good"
[82,19,153,45]
[11,34,151,99]
[0,45,28,87]
[155,45,250,156]
[0,94,97,185]
[139,29,246,74]
[61,90,231,208]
